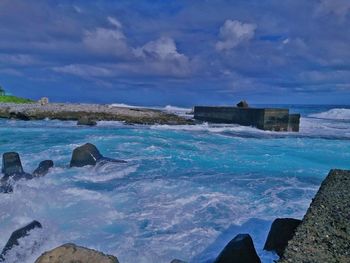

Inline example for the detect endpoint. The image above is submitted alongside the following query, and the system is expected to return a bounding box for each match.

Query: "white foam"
[309,108,350,120]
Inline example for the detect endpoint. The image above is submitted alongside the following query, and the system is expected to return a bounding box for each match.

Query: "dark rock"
[70,143,126,168]
[70,143,103,167]
[264,218,301,257]
[214,234,261,263]
[2,152,24,177]
[77,116,97,126]
[236,100,249,108]
[34,243,119,263]
[170,259,187,263]
[33,160,54,177]
[0,220,42,261]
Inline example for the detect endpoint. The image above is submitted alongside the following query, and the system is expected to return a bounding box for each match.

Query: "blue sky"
[0,0,349,106]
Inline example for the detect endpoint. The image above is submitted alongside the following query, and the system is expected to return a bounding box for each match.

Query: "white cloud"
[216,20,256,51]
[316,0,350,18]
[83,18,129,56]
[133,37,192,77]
[53,64,114,78]
[107,16,122,28]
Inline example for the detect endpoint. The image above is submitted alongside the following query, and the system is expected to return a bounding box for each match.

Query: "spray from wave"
[309,108,350,120]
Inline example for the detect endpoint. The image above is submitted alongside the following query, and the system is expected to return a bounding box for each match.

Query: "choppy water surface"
[0,105,350,263]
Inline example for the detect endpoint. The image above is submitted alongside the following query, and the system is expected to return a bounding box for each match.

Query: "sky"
[0,0,349,106]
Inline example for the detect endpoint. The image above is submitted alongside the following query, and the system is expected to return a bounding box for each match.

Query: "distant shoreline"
[0,102,193,125]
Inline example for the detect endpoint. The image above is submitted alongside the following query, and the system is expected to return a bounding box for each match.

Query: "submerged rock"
[77,116,97,126]
[70,143,126,167]
[0,220,42,261]
[236,100,249,108]
[214,234,261,263]
[34,243,119,263]
[264,218,301,257]
[33,160,54,177]
[1,152,32,180]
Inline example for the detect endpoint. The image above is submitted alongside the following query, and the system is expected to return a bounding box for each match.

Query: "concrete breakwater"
[0,103,192,125]
[194,106,300,132]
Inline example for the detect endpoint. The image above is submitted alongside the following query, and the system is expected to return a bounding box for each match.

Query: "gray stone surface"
[77,116,97,126]
[0,103,191,125]
[34,243,119,263]
[279,169,350,263]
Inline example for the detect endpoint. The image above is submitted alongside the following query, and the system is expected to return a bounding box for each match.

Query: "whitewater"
[0,105,350,263]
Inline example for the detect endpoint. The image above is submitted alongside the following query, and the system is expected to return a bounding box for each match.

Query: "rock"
[38,97,49,106]
[70,143,103,167]
[70,143,126,167]
[33,160,54,177]
[1,152,33,181]
[34,243,119,263]
[236,100,249,108]
[264,218,301,257]
[280,169,350,263]
[170,259,187,263]
[77,116,97,126]
[214,234,261,263]
[0,220,42,261]
[2,152,24,176]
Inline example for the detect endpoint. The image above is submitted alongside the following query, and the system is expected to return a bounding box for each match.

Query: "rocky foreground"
[0,103,192,125]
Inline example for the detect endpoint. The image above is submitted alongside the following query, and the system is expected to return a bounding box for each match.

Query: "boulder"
[170,259,187,263]
[70,143,103,167]
[70,143,126,167]
[214,234,261,263]
[33,160,54,177]
[1,152,33,181]
[263,218,301,257]
[0,220,42,261]
[77,116,97,126]
[236,100,249,108]
[2,152,24,177]
[34,243,119,263]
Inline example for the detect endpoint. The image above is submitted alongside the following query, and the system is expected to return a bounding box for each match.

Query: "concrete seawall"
[279,169,350,262]
[194,106,300,131]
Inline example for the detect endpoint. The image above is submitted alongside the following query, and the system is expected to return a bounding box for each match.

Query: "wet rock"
[214,234,261,263]
[70,143,103,167]
[77,116,97,126]
[0,220,42,261]
[1,152,32,180]
[33,160,54,177]
[34,243,119,263]
[236,100,249,108]
[70,143,126,168]
[2,152,24,176]
[264,218,301,257]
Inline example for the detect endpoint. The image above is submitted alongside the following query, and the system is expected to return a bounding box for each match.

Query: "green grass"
[0,95,34,104]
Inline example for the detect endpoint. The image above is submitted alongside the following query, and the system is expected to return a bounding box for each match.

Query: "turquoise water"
[1,105,350,262]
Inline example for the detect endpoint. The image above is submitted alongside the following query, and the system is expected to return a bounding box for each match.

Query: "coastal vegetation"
[0,85,33,103]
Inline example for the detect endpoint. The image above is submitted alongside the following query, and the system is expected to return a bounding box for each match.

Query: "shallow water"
[0,105,350,263]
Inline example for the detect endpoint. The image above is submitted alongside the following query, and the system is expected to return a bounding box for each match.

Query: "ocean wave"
[309,108,350,120]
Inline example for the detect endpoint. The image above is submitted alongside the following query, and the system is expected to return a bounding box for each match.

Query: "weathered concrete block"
[193,106,299,132]
[279,169,350,263]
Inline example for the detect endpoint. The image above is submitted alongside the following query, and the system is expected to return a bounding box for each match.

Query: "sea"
[0,104,350,263]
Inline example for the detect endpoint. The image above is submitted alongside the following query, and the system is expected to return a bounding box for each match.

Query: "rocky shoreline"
[0,103,192,125]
